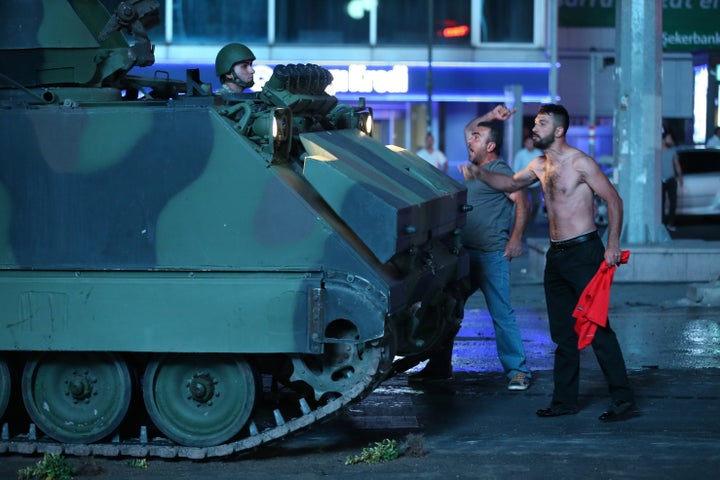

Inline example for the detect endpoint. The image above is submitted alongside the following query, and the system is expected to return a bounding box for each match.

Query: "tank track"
[0,348,387,460]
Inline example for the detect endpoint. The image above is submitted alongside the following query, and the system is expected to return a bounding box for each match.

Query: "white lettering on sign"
[328,65,409,95]
[559,0,613,7]
[250,64,409,96]
[663,30,720,46]
[253,65,275,89]
[662,0,693,7]
[560,0,720,8]
[661,0,720,8]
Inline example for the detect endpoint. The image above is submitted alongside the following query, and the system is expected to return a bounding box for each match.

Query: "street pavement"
[1,224,719,479]
[264,244,720,479]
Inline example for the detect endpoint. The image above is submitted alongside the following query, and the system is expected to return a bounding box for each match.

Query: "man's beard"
[467,148,478,165]
[533,132,554,150]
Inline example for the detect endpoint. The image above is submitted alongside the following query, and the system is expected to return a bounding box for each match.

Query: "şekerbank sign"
[559,0,720,51]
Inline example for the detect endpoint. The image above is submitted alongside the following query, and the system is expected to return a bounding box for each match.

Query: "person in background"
[706,126,720,148]
[513,136,544,225]
[417,133,449,173]
[661,131,683,232]
[410,104,532,392]
[215,43,256,94]
[463,103,637,422]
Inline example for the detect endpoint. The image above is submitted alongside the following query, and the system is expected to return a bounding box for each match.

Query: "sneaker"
[508,372,530,391]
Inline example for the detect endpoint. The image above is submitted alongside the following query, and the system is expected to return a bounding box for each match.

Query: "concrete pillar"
[589,50,598,159]
[504,84,523,164]
[613,0,665,244]
[547,0,558,102]
[707,59,719,142]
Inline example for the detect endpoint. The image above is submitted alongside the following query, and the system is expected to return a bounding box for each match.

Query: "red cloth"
[572,250,630,350]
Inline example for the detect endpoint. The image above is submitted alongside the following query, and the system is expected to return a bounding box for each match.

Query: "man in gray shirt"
[410,105,532,391]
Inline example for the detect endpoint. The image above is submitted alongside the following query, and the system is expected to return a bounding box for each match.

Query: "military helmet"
[215,43,256,77]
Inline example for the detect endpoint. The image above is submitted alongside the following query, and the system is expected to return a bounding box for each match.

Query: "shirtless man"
[460,103,638,422]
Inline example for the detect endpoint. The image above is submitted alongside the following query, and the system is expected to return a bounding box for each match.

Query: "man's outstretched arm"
[459,162,535,193]
[463,104,516,139]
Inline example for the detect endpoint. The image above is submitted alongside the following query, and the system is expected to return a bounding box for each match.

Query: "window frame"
[472,0,546,49]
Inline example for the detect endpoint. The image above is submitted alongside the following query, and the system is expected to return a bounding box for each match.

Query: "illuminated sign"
[442,25,470,38]
[326,65,409,95]
[140,62,550,102]
[251,64,408,95]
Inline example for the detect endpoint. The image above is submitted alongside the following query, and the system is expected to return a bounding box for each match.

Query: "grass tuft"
[18,453,73,480]
[345,438,399,465]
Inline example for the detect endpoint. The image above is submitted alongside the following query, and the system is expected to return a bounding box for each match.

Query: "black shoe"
[408,368,452,383]
[598,401,640,422]
[536,406,579,418]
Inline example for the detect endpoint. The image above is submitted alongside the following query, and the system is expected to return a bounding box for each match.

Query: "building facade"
[118,0,719,180]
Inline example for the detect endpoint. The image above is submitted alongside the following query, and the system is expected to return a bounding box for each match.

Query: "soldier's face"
[224,61,255,92]
[232,61,255,84]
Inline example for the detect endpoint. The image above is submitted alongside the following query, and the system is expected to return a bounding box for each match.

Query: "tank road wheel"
[142,354,256,447]
[288,323,383,403]
[0,357,10,420]
[21,352,132,443]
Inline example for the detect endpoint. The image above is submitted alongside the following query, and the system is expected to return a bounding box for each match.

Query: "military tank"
[0,0,469,459]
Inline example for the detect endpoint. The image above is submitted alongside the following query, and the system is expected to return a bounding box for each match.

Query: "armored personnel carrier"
[0,0,469,459]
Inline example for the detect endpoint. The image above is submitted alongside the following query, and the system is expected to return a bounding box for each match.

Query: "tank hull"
[0,0,470,456]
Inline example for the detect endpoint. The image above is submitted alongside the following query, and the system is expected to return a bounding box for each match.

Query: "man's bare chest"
[541,164,581,201]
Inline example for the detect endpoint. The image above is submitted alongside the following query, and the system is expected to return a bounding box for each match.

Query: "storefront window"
[275,0,369,44]
[98,0,537,47]
[170,0,267,43]
[377,0,471,46]
[480,0,534,44]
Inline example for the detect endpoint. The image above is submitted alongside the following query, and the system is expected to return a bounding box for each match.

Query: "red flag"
[572,250,630,349]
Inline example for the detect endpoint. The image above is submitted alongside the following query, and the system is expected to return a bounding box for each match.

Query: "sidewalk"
[471,246,720,372]
[520,217,720,284]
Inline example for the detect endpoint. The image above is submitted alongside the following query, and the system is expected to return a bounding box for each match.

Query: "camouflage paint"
[0,0,467,358]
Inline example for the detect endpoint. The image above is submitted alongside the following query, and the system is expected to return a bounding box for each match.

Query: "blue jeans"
[424,250,530,379]
[467,250,530,379]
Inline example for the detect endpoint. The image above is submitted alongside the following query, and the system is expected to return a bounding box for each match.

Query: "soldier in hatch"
[215,43,256,94]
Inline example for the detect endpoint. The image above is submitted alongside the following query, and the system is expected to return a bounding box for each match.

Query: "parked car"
[593,148,720,226]
[674,147,720,216]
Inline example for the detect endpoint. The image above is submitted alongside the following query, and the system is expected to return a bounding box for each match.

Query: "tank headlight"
[356,107,373,136]
[252,107,292,162]
[252,112,277,139]
[271,116,278,137]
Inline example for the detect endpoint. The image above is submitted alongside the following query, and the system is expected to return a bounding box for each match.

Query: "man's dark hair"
[475,121,503,153]
[538,103,570,137]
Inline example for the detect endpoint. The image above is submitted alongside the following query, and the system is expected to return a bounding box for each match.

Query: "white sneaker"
[508,372,530,391]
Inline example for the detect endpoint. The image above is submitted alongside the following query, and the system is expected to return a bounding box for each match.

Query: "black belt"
[550,231,599,251]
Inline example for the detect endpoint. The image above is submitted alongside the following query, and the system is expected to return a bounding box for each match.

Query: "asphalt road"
[1,369,716,479]
[1,270,718,479]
